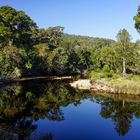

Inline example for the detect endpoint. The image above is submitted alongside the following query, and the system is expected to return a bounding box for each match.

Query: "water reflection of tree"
[34,133,53,140]
[0,119,37,140]
[1,81,140,138]
[95,95,140,136]
[0,81,91,139]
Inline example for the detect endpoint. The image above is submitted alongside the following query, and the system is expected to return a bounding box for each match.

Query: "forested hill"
[63,33,115,48]
[0,5,140,79]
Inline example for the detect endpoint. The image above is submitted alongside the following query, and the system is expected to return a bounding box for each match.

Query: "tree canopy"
[134,6,140,33]
[116,29,131,76]
[0,5,140,78]
[0,6,37,48]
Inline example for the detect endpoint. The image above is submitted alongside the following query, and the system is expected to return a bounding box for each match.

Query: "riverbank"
[70,79,116,93]
[1,74,140,95]
[0,76,73,85]
[70,76,140,95]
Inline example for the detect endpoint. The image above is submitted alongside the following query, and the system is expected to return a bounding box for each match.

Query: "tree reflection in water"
[0,81,90,139]
[95,94,140,136]
[0,81,140,139]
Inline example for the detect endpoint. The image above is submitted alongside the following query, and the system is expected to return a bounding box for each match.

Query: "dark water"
[0,80,140,140]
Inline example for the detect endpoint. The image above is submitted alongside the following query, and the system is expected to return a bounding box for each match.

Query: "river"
[0,80,140,140]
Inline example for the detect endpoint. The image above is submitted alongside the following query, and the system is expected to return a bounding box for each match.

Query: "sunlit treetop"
[134,6,140,33]
[0,5,37,47]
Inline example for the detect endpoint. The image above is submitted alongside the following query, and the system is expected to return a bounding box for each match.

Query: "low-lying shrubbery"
[90,71,140,94]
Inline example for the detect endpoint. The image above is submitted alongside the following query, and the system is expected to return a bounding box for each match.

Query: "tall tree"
[134,6,140,33]
[46,26,64,50]
[0,6,37,48]
[116,29,131,76]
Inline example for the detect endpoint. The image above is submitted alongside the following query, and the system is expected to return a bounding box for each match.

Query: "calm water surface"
[0,80,140,140]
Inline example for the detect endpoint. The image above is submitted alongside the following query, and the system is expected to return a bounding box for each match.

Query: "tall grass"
[90,71,140,95]
[110,79,140,95]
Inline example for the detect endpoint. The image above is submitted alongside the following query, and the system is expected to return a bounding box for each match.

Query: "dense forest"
[0,5,140,79]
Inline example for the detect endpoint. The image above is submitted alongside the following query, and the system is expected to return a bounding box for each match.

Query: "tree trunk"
[80,69,83,78]
[122,57,126,77]
[122,99,125,108]
[9,39,13,46]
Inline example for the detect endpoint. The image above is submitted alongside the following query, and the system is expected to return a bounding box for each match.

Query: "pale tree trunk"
[122,57,126,77]
[122,99,125,108]
[8,39,13,46]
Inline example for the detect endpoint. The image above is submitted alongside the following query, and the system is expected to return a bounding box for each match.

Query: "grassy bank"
[90,71,140,94]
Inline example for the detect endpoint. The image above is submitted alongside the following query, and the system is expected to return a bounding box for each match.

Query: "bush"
[90,71,119,80]
[103,65,110,73]
[0,46,28,78]
[104,72,113,78]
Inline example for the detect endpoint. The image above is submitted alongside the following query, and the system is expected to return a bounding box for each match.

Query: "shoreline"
[16,76,73,81]
[1,76,140,96]
[69,79,140,95]
[0,76,73,85]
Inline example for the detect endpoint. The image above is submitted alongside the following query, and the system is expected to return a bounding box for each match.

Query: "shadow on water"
[0,80,140,139]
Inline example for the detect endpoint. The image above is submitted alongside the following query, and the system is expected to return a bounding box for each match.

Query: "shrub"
[103,65,110,73]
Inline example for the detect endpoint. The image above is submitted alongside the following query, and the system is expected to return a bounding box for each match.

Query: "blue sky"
[0,0,140,41]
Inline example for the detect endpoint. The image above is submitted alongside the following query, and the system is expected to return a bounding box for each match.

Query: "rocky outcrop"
[91,80,115,93]
[70,79,91,90]
[70,79,116,93]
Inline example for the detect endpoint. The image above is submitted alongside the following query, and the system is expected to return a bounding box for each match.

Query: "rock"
[70,79,91,90]
[70,79,115,93]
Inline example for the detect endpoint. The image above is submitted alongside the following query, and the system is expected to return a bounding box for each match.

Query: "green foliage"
[0,6,37,48]
[26,91,34,101]
[116,29,132,76]
[31,26,64,49]
[134,6,140,32]
[0,5,140,78]
[28,43,48,75]
[0,46,28,78]
[47,26,64,50]
[50,48,68,75]
[102,65,113,78]
[90,71,119,80]
[103,65,110,73]
[62,34,114,49]
[31,28,48,45]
